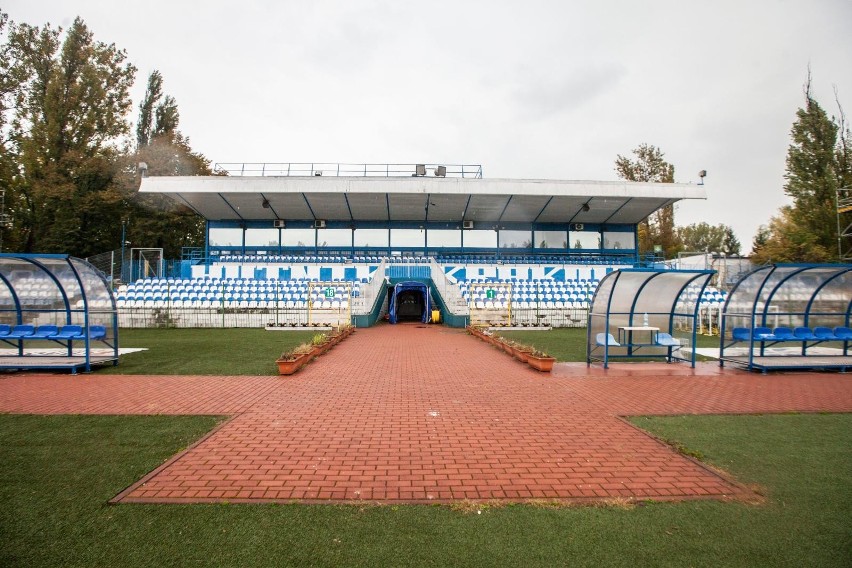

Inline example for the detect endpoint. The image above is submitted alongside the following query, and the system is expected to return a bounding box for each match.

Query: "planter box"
[276,353,310,375]
[527,355,556,372]
[513,348,532,363]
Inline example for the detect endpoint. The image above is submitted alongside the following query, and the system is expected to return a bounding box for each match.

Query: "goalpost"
[129,248,164,281]
[307,281,352,327]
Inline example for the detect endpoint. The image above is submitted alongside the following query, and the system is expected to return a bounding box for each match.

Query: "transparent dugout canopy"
[0,253,118,372]
[720,264,852,336]
[587,268,714,367]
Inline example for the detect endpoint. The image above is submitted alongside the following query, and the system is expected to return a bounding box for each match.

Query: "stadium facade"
[130,163,708,327]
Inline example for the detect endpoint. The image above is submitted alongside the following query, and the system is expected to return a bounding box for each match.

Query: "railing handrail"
[212,162,483,179]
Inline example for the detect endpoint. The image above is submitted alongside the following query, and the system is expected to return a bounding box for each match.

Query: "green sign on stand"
[486,289,496,299]
[324,287,335,298]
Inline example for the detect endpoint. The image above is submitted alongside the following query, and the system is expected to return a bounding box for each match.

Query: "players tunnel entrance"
[388,280,431,323]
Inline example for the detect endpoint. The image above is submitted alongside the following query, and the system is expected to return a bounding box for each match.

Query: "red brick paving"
[2,324,851,504]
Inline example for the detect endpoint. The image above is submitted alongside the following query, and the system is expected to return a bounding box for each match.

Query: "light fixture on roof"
[434,165,447,177]
[698,170,707,185]
[261,198,270,209]
[581,203,590,212]
[416,164,426,176]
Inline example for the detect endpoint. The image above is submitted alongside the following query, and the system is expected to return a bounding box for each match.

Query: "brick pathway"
[1,324,851,504]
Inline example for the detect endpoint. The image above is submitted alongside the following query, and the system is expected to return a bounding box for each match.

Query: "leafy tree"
[614,143,680,258]
[678,222,741,255]
[120,70,213,258]
[0,15,135,255]
[753,75,851,262]
[752,207,832,263]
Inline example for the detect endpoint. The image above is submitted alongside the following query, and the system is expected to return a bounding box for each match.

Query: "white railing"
[429,259,468,315]
[352,258,388,315]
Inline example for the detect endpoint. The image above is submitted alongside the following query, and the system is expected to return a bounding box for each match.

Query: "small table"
[618,326,660,355]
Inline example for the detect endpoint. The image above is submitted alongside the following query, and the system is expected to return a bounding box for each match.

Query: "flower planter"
[513,348,532,363]
[526,354,556,372]
[276,353,310,375]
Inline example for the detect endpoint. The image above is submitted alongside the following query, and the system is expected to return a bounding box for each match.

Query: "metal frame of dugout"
[0,253,119,374]
[587,268,714,368]
[718,263,852,373]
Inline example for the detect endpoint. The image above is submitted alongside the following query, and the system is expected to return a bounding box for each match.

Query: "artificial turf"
[1,413,849,567]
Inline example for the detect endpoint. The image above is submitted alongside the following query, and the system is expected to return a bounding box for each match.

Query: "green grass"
[1,413,849,567]
[107,328,317,375]
[496,328,722,362]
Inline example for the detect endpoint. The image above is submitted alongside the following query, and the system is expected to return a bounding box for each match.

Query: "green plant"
[280,342,313,361]
[311,333,328,346]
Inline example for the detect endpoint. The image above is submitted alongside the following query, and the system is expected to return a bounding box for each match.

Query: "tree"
[751,207,832,264]
[0,15,135,255]
[677,222,741,255]
[614,143,680,258]
[120,70,214,258]
[752,74,851,262]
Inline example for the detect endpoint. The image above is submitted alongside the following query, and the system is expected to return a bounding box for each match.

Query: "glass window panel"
[428,229,461,248]
[354,228,389,248]
[281,228,315,247]
[499,230,531,248]
[603,231,634,250]
[245,228,280,247]
[463,230,497,248]
[390,228,425,247]
[534,230,567,249]
[316,229,351,247]
[209,228,243,246]
[570,230,600,249]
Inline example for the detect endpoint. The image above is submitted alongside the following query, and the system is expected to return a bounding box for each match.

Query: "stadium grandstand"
[116,162,716,328]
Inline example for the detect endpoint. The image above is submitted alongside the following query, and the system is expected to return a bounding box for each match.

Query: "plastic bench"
[596,333,620,347]
[53,325,85,340]
[0,324,11,338]
[7,324,35,339]
[655,332,681,347]
[793,327,818,340]
[771,327,796,341]
[813,327,839,340]
[30,325,59,339]
[833,326,852,340]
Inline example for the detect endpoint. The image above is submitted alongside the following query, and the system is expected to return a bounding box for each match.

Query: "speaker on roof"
[314,220,326,229]
[462,220,474,229]
[273,220,285,228]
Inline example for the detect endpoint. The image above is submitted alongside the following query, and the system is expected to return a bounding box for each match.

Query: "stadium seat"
[793,327,818,340]
[655,332,680,347]
[813,327,839,340]
[596,333,620,346]
[7,325,35,339]
[833,326,852,340]
[54,325,85,340]
[31,325,59,339]
[771,327,795,341]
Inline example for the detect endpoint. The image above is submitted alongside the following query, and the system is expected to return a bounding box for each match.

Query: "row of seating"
[731,326,852,342]
[117,299,350,310]
[595,332,681,348]
[0,324,107,341]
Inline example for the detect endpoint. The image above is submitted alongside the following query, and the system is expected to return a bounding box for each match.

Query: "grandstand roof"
[140,176,706,225]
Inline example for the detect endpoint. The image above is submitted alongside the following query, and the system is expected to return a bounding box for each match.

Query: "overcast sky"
[7,0,852,251]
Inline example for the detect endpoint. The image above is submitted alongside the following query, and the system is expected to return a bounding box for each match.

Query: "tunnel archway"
[388,281,431,324]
